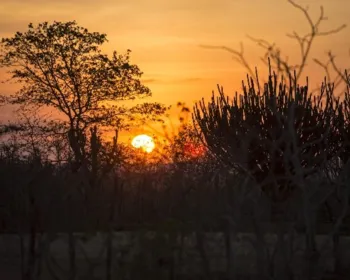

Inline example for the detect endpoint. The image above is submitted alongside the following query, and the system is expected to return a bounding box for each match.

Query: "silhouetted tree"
[0,21,166,167]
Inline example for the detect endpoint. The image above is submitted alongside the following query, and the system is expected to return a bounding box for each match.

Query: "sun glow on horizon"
[131,134,155,153]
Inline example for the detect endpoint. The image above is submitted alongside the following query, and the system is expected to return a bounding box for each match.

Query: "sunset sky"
[0,0,349,142]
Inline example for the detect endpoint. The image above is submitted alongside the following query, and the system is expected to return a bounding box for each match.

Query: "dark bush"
[194,67,350,201]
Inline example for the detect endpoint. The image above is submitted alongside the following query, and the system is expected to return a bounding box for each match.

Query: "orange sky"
[0,0,349,143]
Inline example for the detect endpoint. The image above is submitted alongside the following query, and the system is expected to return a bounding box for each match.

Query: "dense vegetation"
[1,3,350,278]
[194,69,350,202]
[1,66,350,279]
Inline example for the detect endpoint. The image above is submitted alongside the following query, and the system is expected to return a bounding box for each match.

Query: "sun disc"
[131,134,155,153]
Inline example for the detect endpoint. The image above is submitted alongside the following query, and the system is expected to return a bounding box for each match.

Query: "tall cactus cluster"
[194,68,350,201]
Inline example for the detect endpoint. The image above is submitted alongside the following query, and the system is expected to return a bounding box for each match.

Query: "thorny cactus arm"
[193,66,345,201]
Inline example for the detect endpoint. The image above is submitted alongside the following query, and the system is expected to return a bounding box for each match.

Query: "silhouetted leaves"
[0,21,166,165]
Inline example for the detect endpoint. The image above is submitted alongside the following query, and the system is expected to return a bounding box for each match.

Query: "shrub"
[194,66,349,201]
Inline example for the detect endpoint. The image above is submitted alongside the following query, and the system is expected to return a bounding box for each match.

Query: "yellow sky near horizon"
[0,0,349,143]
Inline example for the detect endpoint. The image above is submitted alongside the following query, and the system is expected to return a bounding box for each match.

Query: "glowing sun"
[131,134,155,153]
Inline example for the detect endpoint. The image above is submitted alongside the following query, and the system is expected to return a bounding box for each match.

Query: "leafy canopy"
[0,21,162,132]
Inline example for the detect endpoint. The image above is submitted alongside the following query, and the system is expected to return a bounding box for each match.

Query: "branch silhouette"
[200,0,348,92]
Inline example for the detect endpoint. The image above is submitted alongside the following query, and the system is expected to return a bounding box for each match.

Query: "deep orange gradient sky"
[0,0,349,142]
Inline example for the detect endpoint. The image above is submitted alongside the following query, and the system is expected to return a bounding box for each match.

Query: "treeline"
[0,19,350,279]
[1,68,350,235]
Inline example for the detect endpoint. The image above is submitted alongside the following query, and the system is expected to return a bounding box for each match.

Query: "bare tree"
[200,0,348,94]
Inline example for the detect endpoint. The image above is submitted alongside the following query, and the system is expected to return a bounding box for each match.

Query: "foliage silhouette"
[1,12,350,280]
[194,65,350,201]
[1,71,350,278]
[0,21,166,166]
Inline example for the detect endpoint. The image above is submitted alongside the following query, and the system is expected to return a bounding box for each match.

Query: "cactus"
[193,66,347,201]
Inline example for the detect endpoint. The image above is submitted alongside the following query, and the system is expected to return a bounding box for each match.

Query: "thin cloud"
[172,77,203,83]
[141,79,158,84]
[142,77,204,85]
